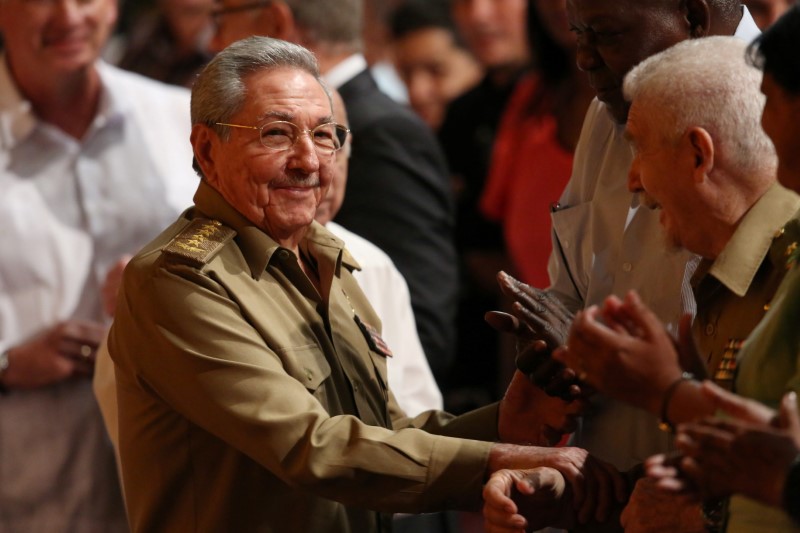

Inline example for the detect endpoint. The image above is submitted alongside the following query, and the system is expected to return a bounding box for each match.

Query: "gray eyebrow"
[256,111,334,126]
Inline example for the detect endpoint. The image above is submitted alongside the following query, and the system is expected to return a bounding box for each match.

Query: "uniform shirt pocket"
[279,344,332,392]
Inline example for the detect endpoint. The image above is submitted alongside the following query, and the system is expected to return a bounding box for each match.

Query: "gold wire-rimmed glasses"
[215,121,350,154]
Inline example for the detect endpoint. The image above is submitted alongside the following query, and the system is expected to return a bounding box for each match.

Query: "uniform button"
[353,382,360,393]
[705,323,715,336]
[278,250,290,260]
[305,369,313,381]
[622,262,632,272]
[774,228,785,239]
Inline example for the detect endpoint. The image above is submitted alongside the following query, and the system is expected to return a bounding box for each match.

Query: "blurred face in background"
[393,27,482,129]
[161,0,214,54]
[0,0,118,77]
[315,90,351,225]
[209,0,267,52]
[760,73,800,193]
[451,0,529,70]
[534,0,574,49]
[744,0,794,29]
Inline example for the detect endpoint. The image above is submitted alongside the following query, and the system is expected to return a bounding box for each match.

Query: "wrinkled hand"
[495,271,572,349]
[553,292,682,413]
[673,391,800,507]
[500,445,627,524]
[102,255,132,317]
[486,272,580,400]
[483,467,571,532]
[620,477,705,533]
[2,320,105,389]
[697,380,776,425]
[499,371,587,446]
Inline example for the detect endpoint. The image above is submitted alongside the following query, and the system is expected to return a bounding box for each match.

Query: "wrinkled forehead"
[242,67,334,123]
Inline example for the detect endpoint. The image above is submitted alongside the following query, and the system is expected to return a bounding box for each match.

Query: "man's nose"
[575,36,603,73]
[287,134,321,173]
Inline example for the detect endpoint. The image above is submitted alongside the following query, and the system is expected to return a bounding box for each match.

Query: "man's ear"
[259,2,300,42]
[191,123,219,186]
[684,0,711,37]
[687,126,715,181]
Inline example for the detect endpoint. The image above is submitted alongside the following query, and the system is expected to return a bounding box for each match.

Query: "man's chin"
[598,95,630,125]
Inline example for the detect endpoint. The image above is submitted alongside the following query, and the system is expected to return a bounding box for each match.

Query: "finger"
[675,424,734,455]
[510,302,563,347]
[485,311,526,336]
[778,391,800,434]
[698,381,774,424]
[59,319,106,346]
[620,290,667,340]
[483,476,519,515]
[58,337,98,363]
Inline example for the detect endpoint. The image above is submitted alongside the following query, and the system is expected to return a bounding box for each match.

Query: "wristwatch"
[0,349,9,394]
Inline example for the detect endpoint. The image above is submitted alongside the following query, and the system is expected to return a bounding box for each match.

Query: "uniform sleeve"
[110,258,492,514]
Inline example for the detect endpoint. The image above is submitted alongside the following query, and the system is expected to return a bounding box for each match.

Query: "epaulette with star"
[162,218,236,267]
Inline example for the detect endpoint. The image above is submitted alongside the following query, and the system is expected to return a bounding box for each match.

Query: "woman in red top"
[481,0,594,288]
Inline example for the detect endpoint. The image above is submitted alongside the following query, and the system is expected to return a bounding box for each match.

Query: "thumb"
[622,290,665,339]
[778,391,800,434]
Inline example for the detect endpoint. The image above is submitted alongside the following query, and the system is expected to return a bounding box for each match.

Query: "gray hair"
[623,36,777,179]
[191,36,327,140]
[283,0,363,50]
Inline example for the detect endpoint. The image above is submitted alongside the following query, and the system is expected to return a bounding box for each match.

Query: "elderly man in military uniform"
[106,36,626,533]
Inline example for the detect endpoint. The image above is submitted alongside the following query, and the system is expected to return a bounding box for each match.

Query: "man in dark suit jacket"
[211,0,458,384]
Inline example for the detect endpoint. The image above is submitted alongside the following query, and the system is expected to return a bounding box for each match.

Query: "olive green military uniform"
[688,183,800,533]
[691,183,800,382]
[108,181,497,533]
[728,208,800,532]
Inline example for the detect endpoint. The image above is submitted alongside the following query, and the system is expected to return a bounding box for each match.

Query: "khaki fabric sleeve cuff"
[422,436,493,512]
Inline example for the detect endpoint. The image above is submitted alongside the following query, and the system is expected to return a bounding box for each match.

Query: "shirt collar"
[708,183,800,297]
[192,180,360,279]
[323,54,367,89]
[0,56,126,150]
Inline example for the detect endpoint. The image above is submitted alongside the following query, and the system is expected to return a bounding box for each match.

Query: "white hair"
[623,36,777,179]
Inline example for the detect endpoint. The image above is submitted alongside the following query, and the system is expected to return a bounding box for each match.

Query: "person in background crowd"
[481,0,594,289]
[117,0,214,87]
[744,0,797,28]
[0,0,197,529]
[362,0,409,103]
[316,89,444,418]
[389,0,483,131]
[440,0,530,412]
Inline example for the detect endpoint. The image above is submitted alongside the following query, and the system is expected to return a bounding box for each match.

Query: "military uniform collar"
[193,180,360,279]
[706,183,800,297]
